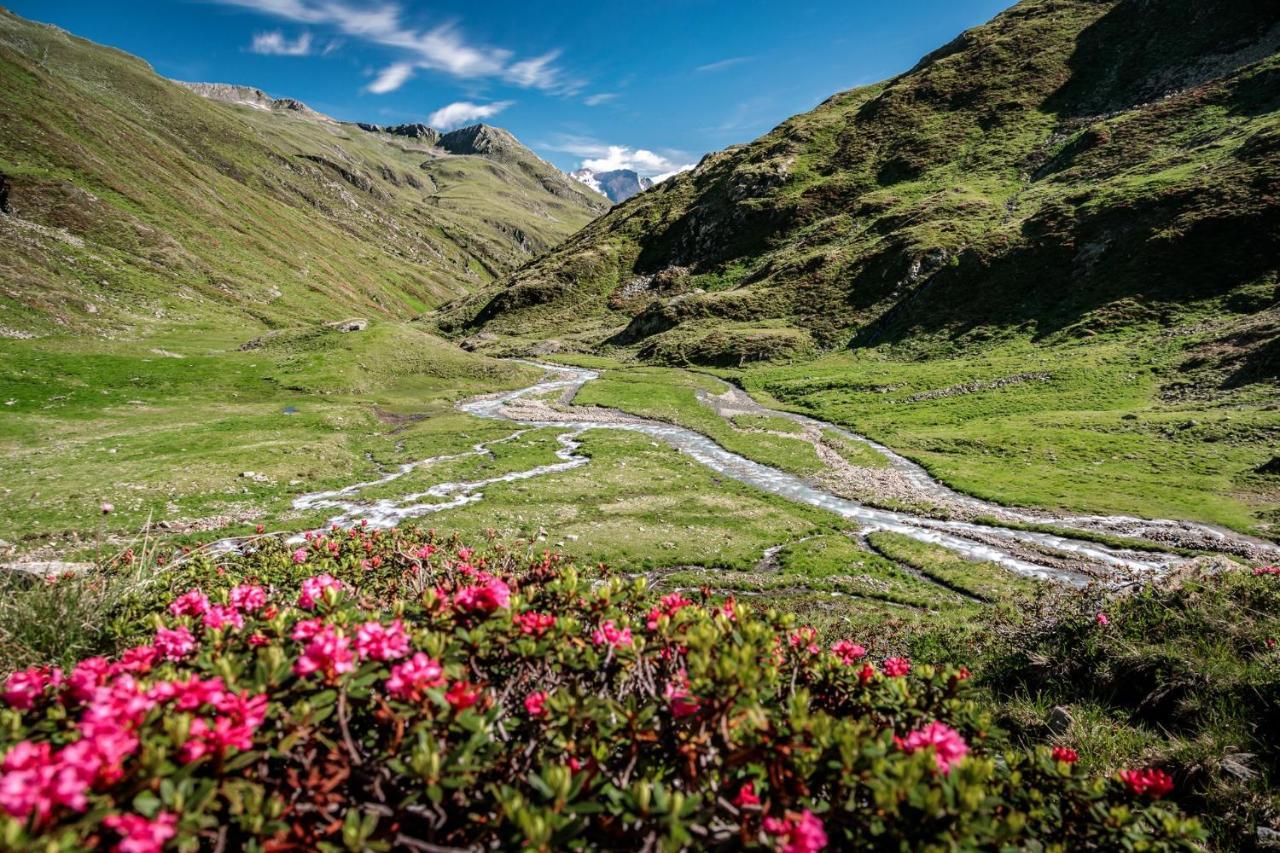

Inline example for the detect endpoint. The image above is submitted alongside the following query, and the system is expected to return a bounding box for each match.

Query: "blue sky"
[12,0,1011,176]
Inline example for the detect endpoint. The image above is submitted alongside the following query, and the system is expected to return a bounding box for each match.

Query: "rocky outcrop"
[176,82,333,122]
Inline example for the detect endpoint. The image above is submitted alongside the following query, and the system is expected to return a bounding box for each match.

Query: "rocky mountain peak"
[175,81,333,122]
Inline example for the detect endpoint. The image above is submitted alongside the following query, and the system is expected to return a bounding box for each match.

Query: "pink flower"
[646,592,693,631]
[291,547,308,564]
[248,633,269,647]
[103,811,178,853]
[228,583,267,612]
[291,617,326,641]
[1095,612,1110,627]
[202,604,244,631]
[592,619,633,649]
[1253,565,1280,576]
[1120,767,1174,799]
[664,670,701,718]
[292,625,355,679]
[524,690,548,717]
[149,675,226,712]
[858,663,877,684]
[453,575,511,613]
[514,611,556,637]
[355,619,410,661]
[154,626,197,661]
[67,657,112,702]
[117,646,158,674]
[1052,746,1079,764]
[297,574,344,609]
[168,588,210,618]
[733,781,760,808]
[3,666,61,710]
[763,810,828,853]
[882,657,911,677]
[789,626,820,655]
[445,680,481,710]
[100,502,114,515]
[385,653,445,701]
[831,640,867,665]
[898,722,969,773]
[414,544,437,559]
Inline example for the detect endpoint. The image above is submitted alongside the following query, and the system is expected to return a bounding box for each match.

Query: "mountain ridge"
[0,8,607,338]
[439,0,1279,382]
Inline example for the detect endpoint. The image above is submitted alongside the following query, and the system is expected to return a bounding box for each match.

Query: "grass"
[734,335,1279,537]
[0,322,538,550]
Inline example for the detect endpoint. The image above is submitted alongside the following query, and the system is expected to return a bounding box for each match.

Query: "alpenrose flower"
[1121,767,1175,799]
[592,619,634,649]
[1052,746,1080,764]
[168,588,210,618]
[763,809,828,853]
[102,811,177,853]
[830,640,867,665]
[897,722,970,774]
[385,652,445,701]
[297,573,344,609]
[292,624,355,678]
[354,619,410,661]
[0,530,1205,850]
[882,657,911,677]
[152,626,196,661]
[523,690,548,717]
[452,574,511,612]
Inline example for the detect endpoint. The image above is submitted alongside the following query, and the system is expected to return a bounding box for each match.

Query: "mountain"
[0,8,607,338]
[441,0,1280,375]
[570,168,654,204]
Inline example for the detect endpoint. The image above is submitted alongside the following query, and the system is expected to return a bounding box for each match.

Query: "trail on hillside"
[293,362,1278,586]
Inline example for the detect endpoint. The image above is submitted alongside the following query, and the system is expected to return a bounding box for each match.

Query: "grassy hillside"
[437,0,1280,538]
[442,0,1277,366]
[0,7,605,339]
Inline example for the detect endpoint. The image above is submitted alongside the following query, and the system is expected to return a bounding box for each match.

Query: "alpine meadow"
[0,1,1278,850]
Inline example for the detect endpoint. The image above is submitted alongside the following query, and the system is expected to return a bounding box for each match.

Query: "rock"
[1047,705,1074,735]
[328,318,368,333]
[1258,826,1280,848]
[2,561,94,576]
[1256,456,1280,476]
[241,471,256,478]
[526,339,563,356]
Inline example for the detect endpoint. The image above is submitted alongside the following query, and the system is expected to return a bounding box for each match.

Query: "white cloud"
[366,61,415,94]
[545,136,694,179]
[583,92,618,107]
[428,100,513,130]
[214,0,575,92]
[250,30,313,56]
[695,56,753,73]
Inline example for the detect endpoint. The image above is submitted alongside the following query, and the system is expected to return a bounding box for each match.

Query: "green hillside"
[0,7,605,338]
[442,0,1278,372]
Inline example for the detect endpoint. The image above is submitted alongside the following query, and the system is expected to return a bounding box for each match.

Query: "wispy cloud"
[213,0,577,93]
[366,61,414,94]
[544,135,694,179]
[428,100,513,130]
[695,55,753,73]
[249,30,313,56]
[583,92,618,107]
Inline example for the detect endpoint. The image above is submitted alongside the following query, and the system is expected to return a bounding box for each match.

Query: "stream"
[290,362,1277,586]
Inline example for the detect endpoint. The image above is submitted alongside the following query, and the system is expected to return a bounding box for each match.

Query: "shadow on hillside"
[1043,0,1280,117]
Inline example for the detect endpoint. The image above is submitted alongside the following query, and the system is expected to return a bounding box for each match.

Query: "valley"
[0,0,1277,848]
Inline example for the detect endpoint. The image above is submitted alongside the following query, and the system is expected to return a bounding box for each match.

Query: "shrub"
[1,528,1204,850]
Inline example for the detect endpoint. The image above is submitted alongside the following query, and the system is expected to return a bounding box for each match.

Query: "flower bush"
[0,528,1204,850]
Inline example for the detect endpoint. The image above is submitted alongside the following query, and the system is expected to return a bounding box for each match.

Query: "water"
[284,361,1204,585]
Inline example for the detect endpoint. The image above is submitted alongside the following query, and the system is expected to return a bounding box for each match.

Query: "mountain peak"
[175,81,333,122]
[570,168,654,204]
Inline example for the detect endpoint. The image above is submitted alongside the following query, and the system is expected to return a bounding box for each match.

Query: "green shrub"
[0,529,1203,850]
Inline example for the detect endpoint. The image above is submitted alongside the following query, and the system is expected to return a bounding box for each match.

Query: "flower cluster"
[0,529,1204,851]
